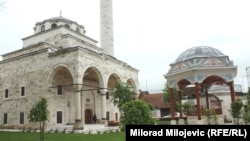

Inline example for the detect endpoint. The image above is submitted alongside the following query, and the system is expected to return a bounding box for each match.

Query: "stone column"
[101,90,107,123]
[73,87,83,130]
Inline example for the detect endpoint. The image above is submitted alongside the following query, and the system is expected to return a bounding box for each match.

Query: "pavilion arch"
[201,75,227,89]
[81,66,104,124]
[177,79,192,90]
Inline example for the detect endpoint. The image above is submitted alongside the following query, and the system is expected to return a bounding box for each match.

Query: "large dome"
[175,46,224,63]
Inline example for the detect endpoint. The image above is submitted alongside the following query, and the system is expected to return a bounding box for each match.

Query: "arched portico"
[82,67,104,124]
[106,73,121,121]
[127,78,138,99]
[47,65,75,125]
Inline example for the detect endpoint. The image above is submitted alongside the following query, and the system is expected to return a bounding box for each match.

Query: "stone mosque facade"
[0,0,139,130]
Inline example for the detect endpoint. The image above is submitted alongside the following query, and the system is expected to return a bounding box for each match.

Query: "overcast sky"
[1,0,250,93]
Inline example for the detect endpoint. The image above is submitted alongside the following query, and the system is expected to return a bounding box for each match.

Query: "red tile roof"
[138,91,170,109]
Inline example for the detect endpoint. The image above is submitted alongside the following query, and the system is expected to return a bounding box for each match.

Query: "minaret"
[100,0,114,56]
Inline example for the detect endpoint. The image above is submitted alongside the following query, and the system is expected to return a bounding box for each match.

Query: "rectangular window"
[106,92,109,100]
[57,111,62,124]
[57,85,62,95]
[4,113,7,124]
[20,112,24,124]
[86,98,90,103]
[21,87,25,96]
[5,89,8,98]
[106,111,109,121]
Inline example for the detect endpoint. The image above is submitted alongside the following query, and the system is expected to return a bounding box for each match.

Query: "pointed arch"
[47,64,74,87]
[107,73,121,91]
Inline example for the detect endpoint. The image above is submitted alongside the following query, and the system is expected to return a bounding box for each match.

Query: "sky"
[0,0,250,93]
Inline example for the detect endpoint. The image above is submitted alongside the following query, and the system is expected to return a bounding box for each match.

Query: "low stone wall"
[0,124,120,134]
[187,115,224,125]
[46,125,73,133]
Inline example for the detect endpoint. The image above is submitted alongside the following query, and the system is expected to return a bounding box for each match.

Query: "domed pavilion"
[164,46,237,124]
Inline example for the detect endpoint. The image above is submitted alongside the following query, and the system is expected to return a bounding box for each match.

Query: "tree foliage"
[243,87,250,123]
[28,97,49,141]
[163,81,178,110]
[176,101,194,124]
[230,98,243,125]
[120,99,155,131]
[177,101,195,116]
[112,82,134,110]
[202,107,218,125]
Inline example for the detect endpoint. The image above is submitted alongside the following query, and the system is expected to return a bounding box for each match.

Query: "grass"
[0,131,125,141]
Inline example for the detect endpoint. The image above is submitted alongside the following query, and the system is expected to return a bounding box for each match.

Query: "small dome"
[34,16,86,34]
[175,46,224,62]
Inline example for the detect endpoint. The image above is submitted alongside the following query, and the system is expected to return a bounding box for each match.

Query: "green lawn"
[0,131,125,141]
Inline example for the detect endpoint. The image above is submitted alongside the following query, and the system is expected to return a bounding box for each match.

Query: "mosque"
[0,0,139,131]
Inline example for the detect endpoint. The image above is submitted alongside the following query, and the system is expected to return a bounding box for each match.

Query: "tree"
[120,99,155,131]
[28,97,49,141]
[162,82,178,111]
[112,82,134,110]
[176,101,195,124]
[243,87,250,124]
[230,98,243,125]
[202,107,218,125]
[182,101,195,116]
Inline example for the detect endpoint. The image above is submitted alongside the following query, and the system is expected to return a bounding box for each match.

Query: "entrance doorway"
[85,109,92,124]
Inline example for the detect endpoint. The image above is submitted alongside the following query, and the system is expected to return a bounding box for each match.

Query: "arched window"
[76,27,80,33]
[64,24,70,28]
[41,25,45,32]
[51,23,57,28]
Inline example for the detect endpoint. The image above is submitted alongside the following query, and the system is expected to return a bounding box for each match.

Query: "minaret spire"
[100,0,114,56]
[60,10,62,17]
